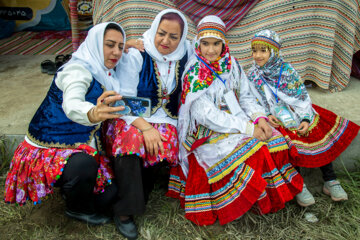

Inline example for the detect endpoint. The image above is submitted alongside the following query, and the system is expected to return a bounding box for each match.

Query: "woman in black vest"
[4,22,129,226]
[102,9,190,239]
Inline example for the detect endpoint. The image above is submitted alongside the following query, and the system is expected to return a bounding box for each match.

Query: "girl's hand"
[268,115,280,128]
[253,125,267,141]
[124,39,144,53]
[88,90,124,123]
[142,126,167,156]
[297,121,309,135]
[257,118,273,140]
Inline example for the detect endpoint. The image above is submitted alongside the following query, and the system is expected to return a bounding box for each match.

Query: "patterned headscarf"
[249,29,284,87]
[247,29,309,113]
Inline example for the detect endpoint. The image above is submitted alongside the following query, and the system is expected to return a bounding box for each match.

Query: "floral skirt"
[167,140,303,226]
[4,140,113,205]
[278,104,360,168]
[102,119,179,168]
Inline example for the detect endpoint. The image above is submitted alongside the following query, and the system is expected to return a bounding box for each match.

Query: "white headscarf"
[142,9,188,63]
[63,22,126,92]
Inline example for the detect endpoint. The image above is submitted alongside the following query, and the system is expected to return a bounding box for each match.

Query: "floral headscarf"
[180,15,232,104]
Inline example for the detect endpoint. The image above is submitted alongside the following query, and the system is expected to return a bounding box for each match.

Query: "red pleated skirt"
[167,144,303,226]
[278,104,360,168]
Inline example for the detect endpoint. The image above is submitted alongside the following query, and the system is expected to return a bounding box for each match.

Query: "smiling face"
[103,29,124,69]
[199,37,223,62]
[251,45,271,67]
[154,19,182,55]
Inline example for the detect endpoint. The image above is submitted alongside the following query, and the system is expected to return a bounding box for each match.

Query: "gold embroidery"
[26,124,101,149]
[152,59,180,119]
[26,83,105,149]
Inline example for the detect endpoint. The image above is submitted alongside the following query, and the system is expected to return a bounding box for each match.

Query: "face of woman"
[154,19,182,55]
[199,38,223,62]
[251,45,271,67]
[103,29,124,69]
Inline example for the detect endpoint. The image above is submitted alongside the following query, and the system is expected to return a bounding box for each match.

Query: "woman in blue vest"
[102,9,190,239]
[4,22,128,226]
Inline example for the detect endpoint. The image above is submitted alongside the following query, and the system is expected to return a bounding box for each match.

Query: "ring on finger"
[101,98,107,105]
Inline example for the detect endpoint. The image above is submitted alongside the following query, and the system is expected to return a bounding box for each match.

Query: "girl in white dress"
[167,16,303,226]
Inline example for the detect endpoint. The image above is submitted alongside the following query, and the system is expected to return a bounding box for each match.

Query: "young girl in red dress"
[247,29,360,207]
[166,16,303,226]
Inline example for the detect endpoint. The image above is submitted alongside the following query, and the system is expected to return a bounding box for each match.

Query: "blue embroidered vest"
[27,75,104,148]
[137,51,188,119]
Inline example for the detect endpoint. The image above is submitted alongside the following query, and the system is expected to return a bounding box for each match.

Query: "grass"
[0,135,16,174]
[1,157,360,239]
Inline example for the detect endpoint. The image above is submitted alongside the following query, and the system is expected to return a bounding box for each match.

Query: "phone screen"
[112,96,151,118]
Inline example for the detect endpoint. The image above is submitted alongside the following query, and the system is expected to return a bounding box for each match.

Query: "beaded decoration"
[154,61,172,101]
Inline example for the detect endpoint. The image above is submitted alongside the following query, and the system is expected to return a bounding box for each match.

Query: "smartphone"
[112,96,151,118]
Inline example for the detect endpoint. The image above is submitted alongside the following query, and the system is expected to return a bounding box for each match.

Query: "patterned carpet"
[0,31,86,55]
[92,0,360,92]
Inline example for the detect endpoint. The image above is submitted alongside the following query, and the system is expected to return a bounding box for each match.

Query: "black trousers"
[296,162,337,182]
[58,152,117,214]
[112,154,169,216]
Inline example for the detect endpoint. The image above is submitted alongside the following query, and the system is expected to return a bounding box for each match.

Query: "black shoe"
[114,216,138,240]
[65,209,110,225]
[40,59,56,75]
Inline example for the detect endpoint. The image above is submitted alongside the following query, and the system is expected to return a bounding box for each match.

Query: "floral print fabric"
[103,119,179,168]
[181,43,232,104]
[4,141,113,205]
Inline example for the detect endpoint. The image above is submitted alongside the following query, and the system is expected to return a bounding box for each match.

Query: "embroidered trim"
[152,58,180,119]
[208,133,230,144]
[206,138,265,184]
[266,134,289,153]
[183,125,213,151]
[162,60,180,119]
[290,115,343,147]
[26,124,101,149]
[308,114,320,132]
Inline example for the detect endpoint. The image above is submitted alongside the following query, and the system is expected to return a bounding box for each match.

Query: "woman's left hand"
[88,90,124,123]
[124,39,144,53]
[297,121,309,135]
[257,118,273,140]
[142,127,167,156]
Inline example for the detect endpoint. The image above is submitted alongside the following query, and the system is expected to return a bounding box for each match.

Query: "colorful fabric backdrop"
[173,0,259,30]
[92,0,360,92]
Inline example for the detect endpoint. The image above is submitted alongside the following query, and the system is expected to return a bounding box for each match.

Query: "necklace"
[154,61,172,100]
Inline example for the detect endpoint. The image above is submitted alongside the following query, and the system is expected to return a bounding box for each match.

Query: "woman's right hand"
[142,127,167,156]
[88,90,124,123]
[268,115,280,128]
[124,39,145,53]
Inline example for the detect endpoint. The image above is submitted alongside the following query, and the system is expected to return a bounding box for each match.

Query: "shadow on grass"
[1,164,360,240]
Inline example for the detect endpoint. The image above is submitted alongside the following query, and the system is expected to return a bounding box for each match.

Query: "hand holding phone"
[112,96,151,118]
